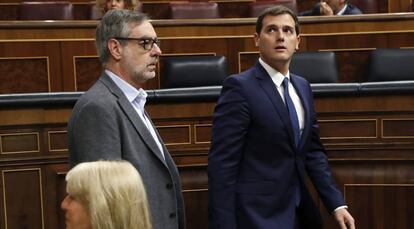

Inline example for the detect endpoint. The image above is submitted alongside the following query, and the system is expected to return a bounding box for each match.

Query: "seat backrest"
[160,56,228,88]
[87,1,142,20]
[88,1,102,20]
[169,2,220,19]
[348,0,378,14]
[19,1,74,20]
[366,49,414,82]
[249,0,297,17]
[290,51,339,83]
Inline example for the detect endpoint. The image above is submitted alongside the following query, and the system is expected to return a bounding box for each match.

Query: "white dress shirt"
[337,4,348,15]
[259,58,305,136]
[106,69,165,160]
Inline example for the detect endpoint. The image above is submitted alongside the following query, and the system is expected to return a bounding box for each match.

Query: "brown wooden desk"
[0,14,414,229]
[0,86,413,229]
[1,13,414,94]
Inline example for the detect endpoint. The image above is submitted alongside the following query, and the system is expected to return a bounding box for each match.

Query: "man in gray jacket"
[67,9,185,229]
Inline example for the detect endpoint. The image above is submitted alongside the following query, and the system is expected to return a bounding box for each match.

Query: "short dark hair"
[255,5,300,35]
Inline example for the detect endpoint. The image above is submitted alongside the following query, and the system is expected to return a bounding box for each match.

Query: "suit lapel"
[99,73,167,165]
[254,62,296,146]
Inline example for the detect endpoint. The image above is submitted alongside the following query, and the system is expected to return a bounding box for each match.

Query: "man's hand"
[320,1,334,15]
[333,208,355,229]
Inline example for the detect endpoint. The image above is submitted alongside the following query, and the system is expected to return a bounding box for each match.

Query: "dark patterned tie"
[283,77,300,146]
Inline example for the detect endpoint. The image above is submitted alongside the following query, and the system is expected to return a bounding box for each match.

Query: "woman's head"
[61,160,152,229]
[97,0,140,14]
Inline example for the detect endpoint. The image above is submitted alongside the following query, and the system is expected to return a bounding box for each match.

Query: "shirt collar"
[258,58,290,87]
[105,69,147,104]
[337,4,348,15]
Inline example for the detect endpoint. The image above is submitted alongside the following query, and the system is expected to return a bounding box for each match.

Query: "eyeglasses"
[114,37,160,51]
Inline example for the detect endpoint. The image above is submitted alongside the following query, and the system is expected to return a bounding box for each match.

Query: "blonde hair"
[96,0,139,14]
[65,160,152,229]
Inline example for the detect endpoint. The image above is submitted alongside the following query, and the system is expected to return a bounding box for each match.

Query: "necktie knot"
[282,77,289,89]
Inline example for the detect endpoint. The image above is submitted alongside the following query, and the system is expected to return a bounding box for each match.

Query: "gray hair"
[95,9,148,65]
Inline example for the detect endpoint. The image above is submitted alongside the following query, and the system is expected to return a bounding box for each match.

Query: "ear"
[108,38,123,61]
[295,35,300,51]
[254,32,260,47]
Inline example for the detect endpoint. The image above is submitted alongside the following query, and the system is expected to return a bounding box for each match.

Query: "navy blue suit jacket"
[298,3,362,16]
[208,62,345,229]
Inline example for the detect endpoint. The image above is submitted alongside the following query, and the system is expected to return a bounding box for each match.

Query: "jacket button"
[166,183,173,189]
[169,212,176,218]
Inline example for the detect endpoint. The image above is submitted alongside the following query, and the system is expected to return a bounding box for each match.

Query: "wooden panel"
[0,16,414,91]
[157,125,191,146]
[389,0,413,12]
[0,57,49,93]
[382,119,414,138]
[74,56,101,91]
[142,3,170,19]
[334,50,372,83]
[390,33,414,48]
[182,190,208,229]
[0,4,18,20]
[305,33,388,82]
[239,51,259,72]
[0,41,62,92]
[60,40,97,92]
[72,3,94,20]
[319,159,414,228]
[56,171,67,229]
[306,33,388,51]
[160,38,227,55]
[0,132,40,154]
[1,168,44,229]
[378,0,391,13]
[315,94,414,113]
[48,131,68,152]
[319,119,377,139]
[345,185,414,229]
[217,1,250,18]
[179,165,208,229]
[194,124,212,144]
[41,163,68,229]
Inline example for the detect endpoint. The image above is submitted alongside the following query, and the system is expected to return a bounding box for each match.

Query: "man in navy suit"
[208,5,355,229]
[299,0,362,16]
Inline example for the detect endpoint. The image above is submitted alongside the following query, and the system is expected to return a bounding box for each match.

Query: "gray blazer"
[68,73,185,229]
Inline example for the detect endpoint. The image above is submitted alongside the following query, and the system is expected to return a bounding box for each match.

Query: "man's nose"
[152,43,162,56]
[276,30,285,41]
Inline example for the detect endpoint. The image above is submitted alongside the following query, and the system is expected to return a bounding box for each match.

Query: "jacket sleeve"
[208,76,250,229]
[68,100,122,168]
[303,83,346,213]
